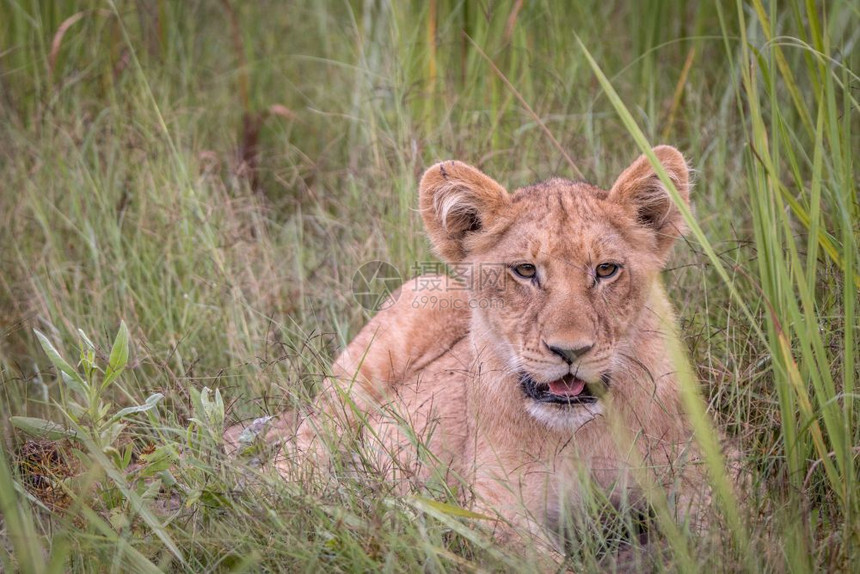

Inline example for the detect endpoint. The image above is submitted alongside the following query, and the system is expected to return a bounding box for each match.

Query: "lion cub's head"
[419,147,690,431]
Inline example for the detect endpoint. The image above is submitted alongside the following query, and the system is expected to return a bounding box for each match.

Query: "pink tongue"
[548,376,586,397]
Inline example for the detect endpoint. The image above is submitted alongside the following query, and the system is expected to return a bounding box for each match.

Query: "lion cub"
[237,146,715,554]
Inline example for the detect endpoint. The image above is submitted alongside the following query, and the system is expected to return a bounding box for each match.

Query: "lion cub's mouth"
[520,373,606,405]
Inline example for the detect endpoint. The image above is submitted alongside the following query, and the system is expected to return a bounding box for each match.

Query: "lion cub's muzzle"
[519,372,610,406]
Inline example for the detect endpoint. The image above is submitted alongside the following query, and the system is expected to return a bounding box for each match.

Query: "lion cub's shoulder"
[333,275,470,394]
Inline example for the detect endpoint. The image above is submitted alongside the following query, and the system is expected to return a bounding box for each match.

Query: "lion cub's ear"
[609,145,691,259]
[419,161,510,262]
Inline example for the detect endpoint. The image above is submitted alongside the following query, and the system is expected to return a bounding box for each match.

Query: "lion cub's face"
[420,147,690,431]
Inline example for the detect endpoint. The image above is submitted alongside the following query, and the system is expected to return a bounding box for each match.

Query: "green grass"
[1,0,857,571]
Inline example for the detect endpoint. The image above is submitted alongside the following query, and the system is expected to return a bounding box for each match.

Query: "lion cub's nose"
[547,342,594,364]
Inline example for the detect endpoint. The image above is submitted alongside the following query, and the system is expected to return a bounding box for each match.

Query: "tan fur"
[230,146,717,554]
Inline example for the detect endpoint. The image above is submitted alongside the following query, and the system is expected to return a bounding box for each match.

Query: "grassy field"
[1,0,857,571]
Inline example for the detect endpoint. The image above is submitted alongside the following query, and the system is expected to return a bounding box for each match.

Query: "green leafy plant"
[188,385,226,446]
[11,321,163,468]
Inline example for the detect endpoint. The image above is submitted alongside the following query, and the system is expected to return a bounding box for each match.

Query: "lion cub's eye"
[512,263,537,279]
[595,263,620,280]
